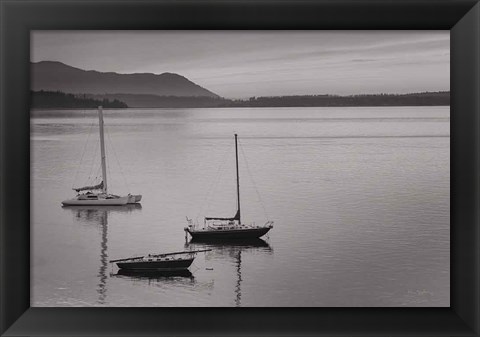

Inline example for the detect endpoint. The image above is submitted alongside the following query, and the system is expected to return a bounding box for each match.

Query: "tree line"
[31,90,449,108]
[31,90,128,108]
[225,92,450,107]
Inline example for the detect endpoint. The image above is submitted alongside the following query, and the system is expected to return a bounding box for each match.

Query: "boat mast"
[98,106,108,194]
[235,134,241,223]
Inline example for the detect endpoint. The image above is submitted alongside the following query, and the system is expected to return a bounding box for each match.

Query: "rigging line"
[196,141,233,222]
[196,144,229,222]
[85,139,100,186]
[205,141,234,217]
[72,116,96,189]
[238,139,270,222]
[92,164,102,185]
[106,142,112,192]
[86,163,101,187]
[105,124,130,193]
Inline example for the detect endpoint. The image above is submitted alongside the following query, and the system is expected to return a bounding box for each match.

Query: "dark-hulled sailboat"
[184,134,273,241]
[109,249,211,271]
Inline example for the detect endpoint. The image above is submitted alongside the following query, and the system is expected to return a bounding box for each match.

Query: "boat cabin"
[77,192,99,200]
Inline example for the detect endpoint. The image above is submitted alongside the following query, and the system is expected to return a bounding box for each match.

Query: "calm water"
[31,106,450,307]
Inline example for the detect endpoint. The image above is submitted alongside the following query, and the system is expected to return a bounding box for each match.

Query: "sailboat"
[184,134,273,241]
[61,106,142,206]
[109,249,211,271]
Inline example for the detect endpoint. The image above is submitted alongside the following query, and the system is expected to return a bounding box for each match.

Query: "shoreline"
[30,104,450,111]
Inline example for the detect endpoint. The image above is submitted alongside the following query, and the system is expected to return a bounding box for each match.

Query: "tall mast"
[235,134,240,222]
[98,106,107,194]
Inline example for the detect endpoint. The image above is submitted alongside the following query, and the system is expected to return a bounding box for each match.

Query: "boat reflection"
[185,238,273,307]
[63,204,142,305]
[63,203,142,224]
[185,238,273,257]
[185,237,271,249]
[110,269,196,288]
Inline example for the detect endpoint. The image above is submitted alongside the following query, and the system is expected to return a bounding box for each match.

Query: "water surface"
[31,106,450,307]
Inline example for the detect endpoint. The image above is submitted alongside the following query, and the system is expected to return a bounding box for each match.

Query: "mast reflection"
[63,204,142,304]
[235,250,242,307]
[185,238,273,307]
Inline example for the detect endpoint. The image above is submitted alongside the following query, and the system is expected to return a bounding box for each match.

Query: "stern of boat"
[128,194,142,204]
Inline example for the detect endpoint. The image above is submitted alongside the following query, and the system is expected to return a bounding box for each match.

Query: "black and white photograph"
[30,30,450,307]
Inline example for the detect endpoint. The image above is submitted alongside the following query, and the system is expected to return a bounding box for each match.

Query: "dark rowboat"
[116,269,193,278]
[109,249,211,271]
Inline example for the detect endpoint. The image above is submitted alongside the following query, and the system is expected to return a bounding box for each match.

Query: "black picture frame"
[1,0,479,336]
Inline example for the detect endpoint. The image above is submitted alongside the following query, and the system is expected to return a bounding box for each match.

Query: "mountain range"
[31,61,219,98]
[31,61,449,108]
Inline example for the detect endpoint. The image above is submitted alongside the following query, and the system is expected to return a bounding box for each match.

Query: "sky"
[31,31,450,99]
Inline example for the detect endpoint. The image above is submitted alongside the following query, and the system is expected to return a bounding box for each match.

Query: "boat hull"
[186,226,272,241]
[116,269,193,278]
[117,258,194,271]
[61,196,130,206]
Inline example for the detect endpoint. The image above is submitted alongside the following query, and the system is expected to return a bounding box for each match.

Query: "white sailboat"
[62,106,142,206]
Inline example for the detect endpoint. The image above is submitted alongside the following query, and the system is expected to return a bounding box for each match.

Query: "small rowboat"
[109,249,211,271]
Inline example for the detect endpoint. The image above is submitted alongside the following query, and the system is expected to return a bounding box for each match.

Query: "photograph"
[30,30,450,307]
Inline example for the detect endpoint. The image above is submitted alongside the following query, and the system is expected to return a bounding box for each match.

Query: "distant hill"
[31,61,219,98]
[31,90,128,109]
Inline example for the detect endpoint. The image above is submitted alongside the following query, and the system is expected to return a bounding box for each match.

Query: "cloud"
[31,31,449,98]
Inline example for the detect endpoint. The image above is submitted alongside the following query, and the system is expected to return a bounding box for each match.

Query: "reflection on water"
[98,214,107,304]
[185,238,273,307]
[110,267,197,289]
[63,205,142,304]
[64,204,142,223]
[32,107,450,307]
[111,269,195,286]
[185,238,273,252]
[235,251,242,307]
